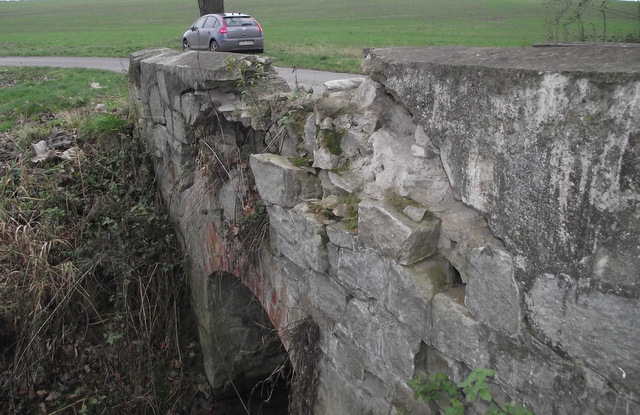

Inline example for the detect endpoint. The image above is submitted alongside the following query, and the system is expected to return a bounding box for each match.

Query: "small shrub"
[293,156,311,167]
[14,123,52,149]
[409,367,533,415]
[320,128,344,155]
[83,113,131,138]
[341,193,360,230]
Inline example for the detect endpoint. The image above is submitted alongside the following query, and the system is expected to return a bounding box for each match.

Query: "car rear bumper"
[218,38,264,52]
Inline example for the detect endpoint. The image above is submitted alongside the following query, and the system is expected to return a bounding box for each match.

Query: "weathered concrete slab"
[363,44,640,74]
[364,44,640,407]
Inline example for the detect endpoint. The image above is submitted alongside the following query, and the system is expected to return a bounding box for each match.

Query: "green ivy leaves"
[459,367,494,402]
[409,367,533,415]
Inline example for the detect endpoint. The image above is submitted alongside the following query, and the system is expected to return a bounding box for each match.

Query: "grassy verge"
[0,67,210,414]
[1,0,638,73]
[0,67,128,132]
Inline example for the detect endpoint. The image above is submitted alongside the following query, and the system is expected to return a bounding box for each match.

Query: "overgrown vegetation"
[194,56,282,280]
[409,367,533,415]
[0,68,211,414]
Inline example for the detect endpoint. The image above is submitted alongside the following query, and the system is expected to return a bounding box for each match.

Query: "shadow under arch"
[202,271,290,413]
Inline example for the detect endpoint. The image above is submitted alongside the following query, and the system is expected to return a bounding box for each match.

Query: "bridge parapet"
[129,45,640,414]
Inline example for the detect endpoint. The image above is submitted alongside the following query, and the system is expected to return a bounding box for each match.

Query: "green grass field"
[0,67,128,131]
[0,0,638,72]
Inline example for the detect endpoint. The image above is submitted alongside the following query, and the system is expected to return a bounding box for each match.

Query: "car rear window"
[224,17,256,27]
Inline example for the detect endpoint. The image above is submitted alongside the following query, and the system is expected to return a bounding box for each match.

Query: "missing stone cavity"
[448,263,464,288]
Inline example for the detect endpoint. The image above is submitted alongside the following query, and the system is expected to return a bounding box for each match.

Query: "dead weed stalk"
[284,317,321,415]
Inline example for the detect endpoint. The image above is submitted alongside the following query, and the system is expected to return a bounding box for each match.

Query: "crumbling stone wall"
[128,46,640,414]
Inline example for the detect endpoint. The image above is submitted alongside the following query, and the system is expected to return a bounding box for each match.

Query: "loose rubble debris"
[31,130,83,163]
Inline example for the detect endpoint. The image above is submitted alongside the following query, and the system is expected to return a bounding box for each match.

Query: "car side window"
[203,17,215,29]
[211,17,219,28]
[194,16,207,30]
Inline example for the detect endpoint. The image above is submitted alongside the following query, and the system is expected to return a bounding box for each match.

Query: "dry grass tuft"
[58,109,87,130]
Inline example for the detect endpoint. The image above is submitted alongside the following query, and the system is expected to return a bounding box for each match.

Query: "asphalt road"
[0,56,361,95]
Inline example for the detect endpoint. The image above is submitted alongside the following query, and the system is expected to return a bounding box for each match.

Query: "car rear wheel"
[209,40,219,52]
[182,39,190,51]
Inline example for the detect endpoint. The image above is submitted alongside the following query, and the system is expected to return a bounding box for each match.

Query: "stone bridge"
[128,45,640,414]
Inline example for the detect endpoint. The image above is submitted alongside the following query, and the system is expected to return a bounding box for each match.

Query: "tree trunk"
[198,0,224,16]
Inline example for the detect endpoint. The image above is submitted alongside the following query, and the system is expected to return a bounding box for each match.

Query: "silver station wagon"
[182,13,264,54]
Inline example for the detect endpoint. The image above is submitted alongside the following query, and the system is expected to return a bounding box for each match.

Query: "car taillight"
[219,22,227,34]
[252,17,263,32]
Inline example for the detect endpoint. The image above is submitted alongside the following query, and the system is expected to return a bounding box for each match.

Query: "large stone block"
[368,128,413,191]
[328,243,391,301]
[323,333,367,381]
[526,275,640,394]
[465,246,522,337]
[358,198,441,265]
[267,203,329,273]
[431,292,639,414]
[379,321,422,381]
[216,167,249,221]
[148,86,166,125]
[315,359,393,415]
[387,258,448,341]
[343,298,386,364]
[250,153,322,208]
[307,268,350,324]
[431,293,492,370]
[180,91,214,125]
[342,298,417,384]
